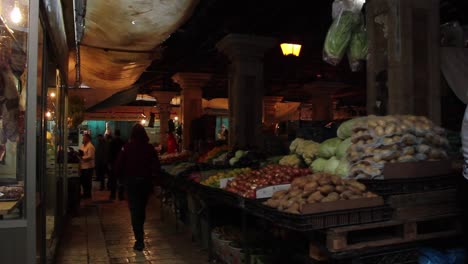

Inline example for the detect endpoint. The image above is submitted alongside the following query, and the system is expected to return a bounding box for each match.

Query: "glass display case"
[0,0,30,221]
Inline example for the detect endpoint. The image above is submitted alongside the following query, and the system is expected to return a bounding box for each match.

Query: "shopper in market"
[79,133,95,199]
[95,134,107,191]
[115,124,161,251]
[166,130,178,154]
[108,129,125,200]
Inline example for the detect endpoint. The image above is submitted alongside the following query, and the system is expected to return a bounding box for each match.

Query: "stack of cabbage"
[310,137,352,178]
[284,138,320,167]
[347,115,449,179]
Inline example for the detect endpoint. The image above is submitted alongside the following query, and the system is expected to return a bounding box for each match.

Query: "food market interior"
[0,0,467,263]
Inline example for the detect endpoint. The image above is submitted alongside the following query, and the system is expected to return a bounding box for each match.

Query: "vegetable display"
[347,115,449,179]
[289,138,320,166]
[197,145,229,163]
[263,173,378,214]
[317,137,342,159]
[160,150,191,165]
[201,168,251,187]
[225,165,311,199]
[279,154,304,168]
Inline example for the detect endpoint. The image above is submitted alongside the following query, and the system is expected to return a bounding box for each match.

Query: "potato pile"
[347,115,449,179]
[263,173,378,214]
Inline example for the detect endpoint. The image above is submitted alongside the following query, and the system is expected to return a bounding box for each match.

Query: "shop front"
[0,0,69,263]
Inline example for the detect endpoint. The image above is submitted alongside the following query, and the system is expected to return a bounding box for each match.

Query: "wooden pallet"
[325,214,462,252]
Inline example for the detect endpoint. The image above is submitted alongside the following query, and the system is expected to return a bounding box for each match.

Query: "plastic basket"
[244,199,393,231]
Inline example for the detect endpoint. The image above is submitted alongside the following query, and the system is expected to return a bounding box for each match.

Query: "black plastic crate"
[244,199,393,231]
[359,173,458,197]
[191,182,243,207]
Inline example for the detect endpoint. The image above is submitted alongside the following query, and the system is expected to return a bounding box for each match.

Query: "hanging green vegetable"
[323,11,361,66]
[347,19,368,72]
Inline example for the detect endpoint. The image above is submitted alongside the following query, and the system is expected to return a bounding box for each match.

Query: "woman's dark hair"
[130,124,149,143]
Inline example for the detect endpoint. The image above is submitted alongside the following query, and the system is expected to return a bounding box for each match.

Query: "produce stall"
[158,115,463,263]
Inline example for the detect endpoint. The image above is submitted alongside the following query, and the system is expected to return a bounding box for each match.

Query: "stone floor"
[55,183,209,264]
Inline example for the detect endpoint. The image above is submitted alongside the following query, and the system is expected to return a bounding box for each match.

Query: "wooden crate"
[383,160,452,179]
[388,189,461,220]
[387,189,457,208]
[324,214,462,252]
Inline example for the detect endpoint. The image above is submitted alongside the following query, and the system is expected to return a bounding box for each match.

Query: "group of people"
[78,124,161,251]
[79,129,125,200]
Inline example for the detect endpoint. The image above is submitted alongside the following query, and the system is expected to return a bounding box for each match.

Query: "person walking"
[108,129,125,200]
[166,131,178,154]
[79,134,95,199]
[95,134,107,190]
[115,124,161,251]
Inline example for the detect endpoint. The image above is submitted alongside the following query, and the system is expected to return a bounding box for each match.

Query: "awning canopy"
[68,0,198,109]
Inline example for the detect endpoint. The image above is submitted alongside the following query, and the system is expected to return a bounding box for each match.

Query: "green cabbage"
[337,118,361,139]
[311,158,327,172]
[335,158,350,178]
[324,156,340,174]
[323,11,361,66]
[336,138,352,159]
[318,137,342,158]
[348,20,368,72]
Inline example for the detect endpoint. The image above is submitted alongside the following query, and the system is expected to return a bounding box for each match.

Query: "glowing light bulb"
[50,92,56,98]
[46,111,51,118]
[140,119,146,125]
[10,2,22,24]
[174,116,178,121]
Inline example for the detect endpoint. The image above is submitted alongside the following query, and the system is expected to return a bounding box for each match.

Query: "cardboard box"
[300,196,384,214]
[255,184,291,199]
[383,160,452,179]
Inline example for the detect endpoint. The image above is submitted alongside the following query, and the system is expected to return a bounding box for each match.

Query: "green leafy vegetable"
[324,156,340,174]
[348,19,368,72]
[323,11,361,66]
[318,137,342,159]
[336,138,352,159]
[311,158,328,173]
[335,158,350,178]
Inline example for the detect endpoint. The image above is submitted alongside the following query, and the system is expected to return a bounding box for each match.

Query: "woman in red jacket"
[166,131,178,153]
[115,124,160,251]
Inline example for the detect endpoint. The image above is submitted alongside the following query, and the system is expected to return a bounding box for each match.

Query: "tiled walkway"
[55,185,209,264]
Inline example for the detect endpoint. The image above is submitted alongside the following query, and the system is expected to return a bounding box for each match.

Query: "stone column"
[263,96,283,125]
[366,0,440,123]
[217,34,276,149]
[172,72,211,150]
[151,91,176,148]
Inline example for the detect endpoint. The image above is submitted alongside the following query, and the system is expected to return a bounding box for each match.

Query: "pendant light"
[10,1,22,24]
